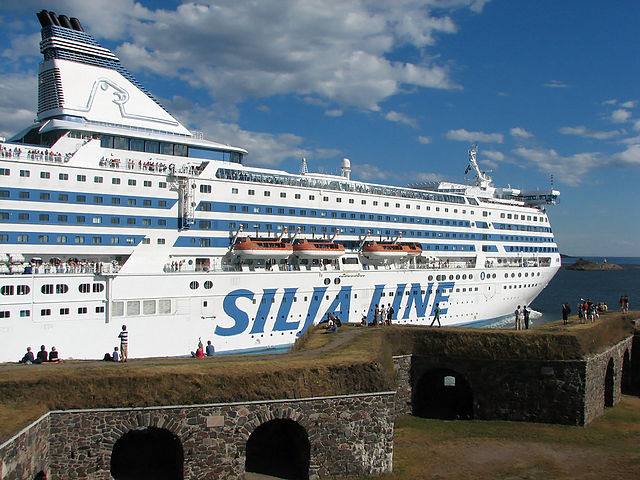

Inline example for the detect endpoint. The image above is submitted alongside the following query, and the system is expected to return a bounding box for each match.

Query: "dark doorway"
[413,368,473,420]
[111,427,184,480]
[605,358,615,408]
[245,419,310,480]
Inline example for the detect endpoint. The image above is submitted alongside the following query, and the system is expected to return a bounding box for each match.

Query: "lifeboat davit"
[293,241,345,259]
[362,242,422,260]
[233,239,293,259]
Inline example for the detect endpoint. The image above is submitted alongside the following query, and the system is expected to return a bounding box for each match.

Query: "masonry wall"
[0,414,50,480]
[393,335,634,426]
[43,392,395,480]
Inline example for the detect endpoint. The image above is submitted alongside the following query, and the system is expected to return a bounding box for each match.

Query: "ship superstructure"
[0,11,561,362]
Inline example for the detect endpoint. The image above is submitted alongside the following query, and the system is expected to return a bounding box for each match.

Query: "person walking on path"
[430,303,441,327]
[562,302,571,325]
[118,325,128,362]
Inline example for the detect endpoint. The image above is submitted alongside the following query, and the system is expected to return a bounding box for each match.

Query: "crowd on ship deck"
[0,143,70,163]
[1,258,120,275]
[99,156,205,176]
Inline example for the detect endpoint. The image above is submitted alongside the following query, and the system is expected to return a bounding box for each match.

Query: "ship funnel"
[58,15,73,29]
[70,17,84,32]
[37,10,53,27]
[48,11,61,26]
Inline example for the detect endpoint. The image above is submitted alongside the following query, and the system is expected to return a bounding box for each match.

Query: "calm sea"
[489,257,640,328]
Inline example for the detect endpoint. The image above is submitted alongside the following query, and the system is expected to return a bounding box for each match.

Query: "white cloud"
[385,110,418,128]
[611,109,632,123]
[543,80,569,88]
[324,109,343,117]
[613,143,640,167]
[482,150,505,162]
[620,100,636,109]
[446,128,503,143]
[0,72,36,138]
[558,125,621,140]
[417,135,432,144]
[68,0,480,112]
[509,127,533,138]
[513,147,600,186]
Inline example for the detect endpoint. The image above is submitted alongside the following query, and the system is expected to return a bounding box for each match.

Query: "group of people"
[0,144,69,163]
[321,312,343,333]
[619,295,630,313]
[104,325,129,362]
[191,337,215,358]
[577,298,608,324]
[19,345,61,364]
[514,305,531,330]
[367,304,395,326]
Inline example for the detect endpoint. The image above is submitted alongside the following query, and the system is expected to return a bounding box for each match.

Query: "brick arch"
[604,357,615,408]
[236,404,309,442]
[412,366,474,419]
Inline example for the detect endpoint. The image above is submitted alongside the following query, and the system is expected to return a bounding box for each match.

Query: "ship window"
[158,238,165,245]
[59,173,68,180]
[309,195,315,200]
[94,196,103,204]
[16,285,30,295]
[58,193,68,201]
[77,195,86,202]
[38,235,49,243]
[174,144,187,156]
[94,176,103,183]
[57,235,67,243]
[142,238,150,244]
[280,192,286,198]
[56,284,68,294]
[142,219,151,226]
[0,285,13,296]
[143,300,156,315]
[112,301,124,317]
[78,307,87,314]
[199,238,210,247]
[160,143,173,155]
[112,178,121,185]
[77,175,86,182]
[95,306,105,313]
[159,182,167,189]
[20,310,30,317]
[40,309,51,316]
[159,299,172,314]
[128,179,136,186]
[41,284,54,295]
[144,141,159,153]
[40,171,50,179]
[158,200,167,207]
[144,181,152,188]
[111,237,120,244]
[190,281,199,290]
[127,301,140,316]
[127,199,136,206]
[20,170,30,177]
[0,191,9,198]
[130,138,144,152]
[204,280,213,289]
[40,193,50,200]
[295,194,301,199]
[92,236,102,244]
[39,214,49,221]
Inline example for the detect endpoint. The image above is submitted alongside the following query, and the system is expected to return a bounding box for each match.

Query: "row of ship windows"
[0,234,150,245]
[225,222,555,244]
[0,283,104,296]
[205,202,551,233]
[226,185,546,224]
[0,305,106,318]
[2,167,169,189]
[0,189,170,208]
[0,299,174,319]
[0,211,168,227]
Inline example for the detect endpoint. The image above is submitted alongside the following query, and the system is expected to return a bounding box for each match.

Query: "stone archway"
[110,426,184,480]
[604,358,615,408]
[245,418,310,480]
[413,368,473,420]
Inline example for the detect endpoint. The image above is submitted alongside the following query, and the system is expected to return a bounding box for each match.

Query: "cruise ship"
[0,10,561,362]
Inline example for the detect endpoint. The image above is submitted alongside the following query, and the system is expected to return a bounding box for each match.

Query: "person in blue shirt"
[205,340,215,356]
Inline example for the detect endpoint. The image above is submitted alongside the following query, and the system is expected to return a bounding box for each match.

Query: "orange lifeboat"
[362,242,422,260]
[233,238,293,259]
[293,240,345,259]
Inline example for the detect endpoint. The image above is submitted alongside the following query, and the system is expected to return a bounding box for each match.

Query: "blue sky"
[0,1,639,257]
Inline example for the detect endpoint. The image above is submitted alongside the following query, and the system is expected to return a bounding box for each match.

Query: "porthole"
[428,275,433,281]
[189,281,199,290]
[323,278,330,285]
[204,280,213,289]
[334,278,341,285]
[455,274,460,280]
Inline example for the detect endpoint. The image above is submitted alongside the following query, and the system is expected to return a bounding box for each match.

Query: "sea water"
[510,257,640,328]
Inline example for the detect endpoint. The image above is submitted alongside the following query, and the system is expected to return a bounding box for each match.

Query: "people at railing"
[98,156,205,176]
[3,259,121,275]
[0,143,69,163]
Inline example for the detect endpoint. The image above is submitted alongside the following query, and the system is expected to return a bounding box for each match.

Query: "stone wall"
[2,391,395,480]
[0,414,50,480]
[393,335,634,426]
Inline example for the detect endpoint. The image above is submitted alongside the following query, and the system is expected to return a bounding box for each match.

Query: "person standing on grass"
[523,306,530,330]
[562,302,571,325]
[118,325,128,362]
[514,306,522,330]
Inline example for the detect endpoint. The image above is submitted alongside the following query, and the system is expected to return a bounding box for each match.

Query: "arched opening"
[111,426,184,480]
[413,368,473,420]
[621,349,633,395]
[34,471,47,480]
[604,358,615,408]
[246,418,310,480]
